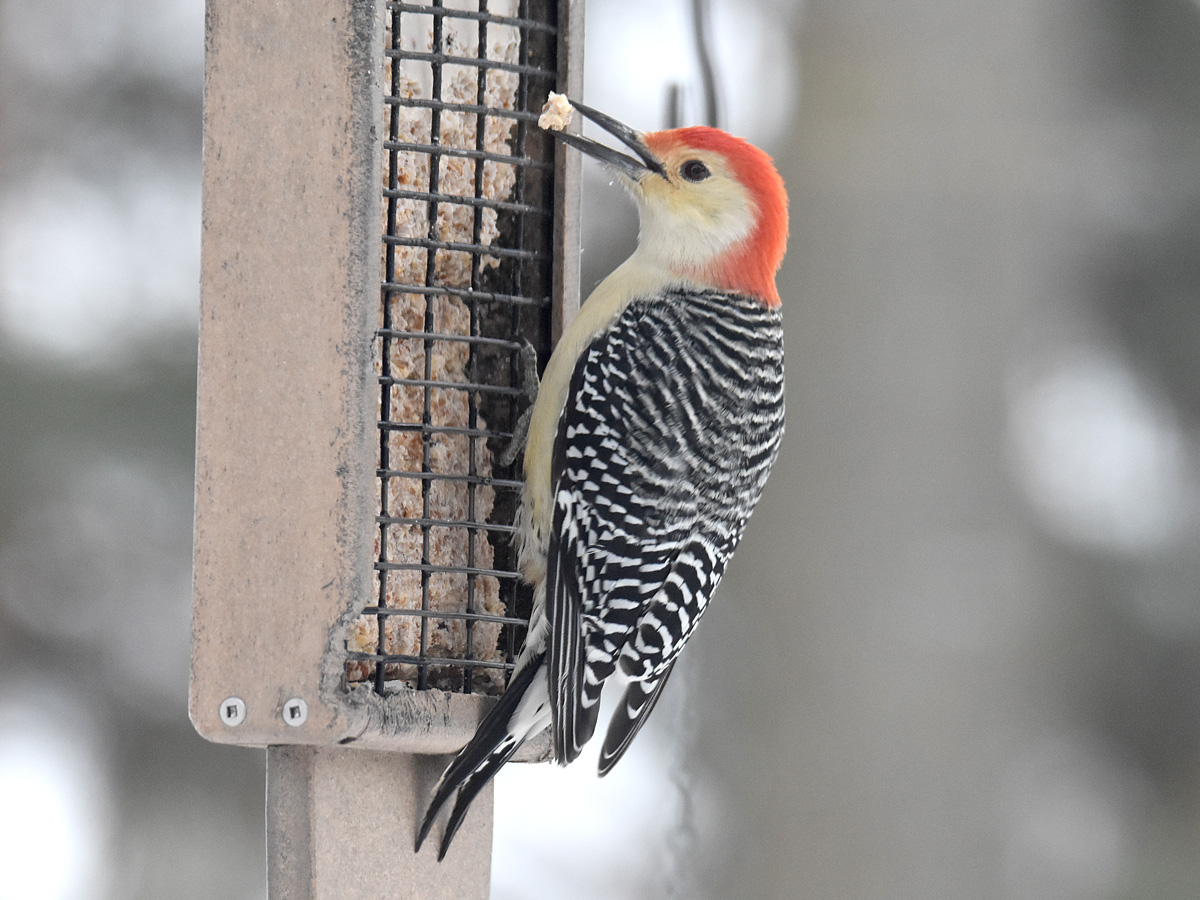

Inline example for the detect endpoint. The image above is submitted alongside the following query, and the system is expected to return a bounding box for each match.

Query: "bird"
[415,98,788,860]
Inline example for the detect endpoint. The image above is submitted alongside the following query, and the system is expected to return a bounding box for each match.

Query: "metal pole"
[267,747,493,899]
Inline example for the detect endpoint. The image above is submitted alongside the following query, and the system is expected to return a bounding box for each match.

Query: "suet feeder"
[189,1,582,896]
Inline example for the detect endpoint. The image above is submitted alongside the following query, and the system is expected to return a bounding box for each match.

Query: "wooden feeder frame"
[189,0,582,895]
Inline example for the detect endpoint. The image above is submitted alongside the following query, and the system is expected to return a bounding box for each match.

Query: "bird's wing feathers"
[545,289,785,767]
[544,354,606,764]
[598,658,677,776]
[545,485,588,763]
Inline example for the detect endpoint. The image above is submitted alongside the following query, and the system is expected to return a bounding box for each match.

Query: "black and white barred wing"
[545,289,785,771]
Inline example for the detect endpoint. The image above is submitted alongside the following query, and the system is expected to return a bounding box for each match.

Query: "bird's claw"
[497,338,540,468]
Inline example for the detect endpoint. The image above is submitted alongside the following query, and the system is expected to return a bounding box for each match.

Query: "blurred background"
[2,0,1199,898]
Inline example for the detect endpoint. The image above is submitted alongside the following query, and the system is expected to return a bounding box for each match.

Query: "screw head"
[219,696,246,727]
[283,698,308,727]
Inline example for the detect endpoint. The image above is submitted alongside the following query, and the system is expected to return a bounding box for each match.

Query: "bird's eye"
[680,159,711,182]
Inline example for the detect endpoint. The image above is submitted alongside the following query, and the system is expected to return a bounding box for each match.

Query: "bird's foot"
[497,338,539,468]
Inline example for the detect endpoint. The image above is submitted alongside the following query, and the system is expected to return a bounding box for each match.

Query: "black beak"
[542,99,665,180]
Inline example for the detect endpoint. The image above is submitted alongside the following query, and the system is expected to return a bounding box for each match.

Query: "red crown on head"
[645,127,789,307]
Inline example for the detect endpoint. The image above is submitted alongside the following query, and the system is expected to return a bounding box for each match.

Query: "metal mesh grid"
[344,0,556,697]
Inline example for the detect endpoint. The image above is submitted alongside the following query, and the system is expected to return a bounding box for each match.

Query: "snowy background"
[2,0,1200,898]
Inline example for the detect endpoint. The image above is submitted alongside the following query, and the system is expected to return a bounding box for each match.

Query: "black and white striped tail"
[415,652,545,860]
[597,660,677,776]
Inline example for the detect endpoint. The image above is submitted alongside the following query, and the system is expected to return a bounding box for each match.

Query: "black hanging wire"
[667,0,723,129]
[691,0,721,128]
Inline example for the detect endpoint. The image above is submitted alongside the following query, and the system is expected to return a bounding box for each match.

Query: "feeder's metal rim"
[383,186,550,217]
[385,1,559,35]
[377,469,524,490]
[382,233,550,262]
[377,422,513,439]
[379,375,526,397]
[376,514,518,534]
[375,329,529,350]
[348,651,516,672]
[357,606,528,626]
[383,96,545,126]
[383,139,553,170]
[386,47,556,80]
[375,560,521,579]
[380,284,551,309]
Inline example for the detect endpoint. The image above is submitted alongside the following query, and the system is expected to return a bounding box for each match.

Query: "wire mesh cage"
[341,0,557,699]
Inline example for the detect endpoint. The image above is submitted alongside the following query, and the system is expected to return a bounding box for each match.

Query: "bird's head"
[544,100,788,307]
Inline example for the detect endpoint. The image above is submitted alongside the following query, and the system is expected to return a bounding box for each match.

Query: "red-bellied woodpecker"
[416,98,788,860]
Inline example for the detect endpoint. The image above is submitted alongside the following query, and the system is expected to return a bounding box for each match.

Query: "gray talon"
[499,406,534,468]
[516,338,539,403]
[498,339,540,468]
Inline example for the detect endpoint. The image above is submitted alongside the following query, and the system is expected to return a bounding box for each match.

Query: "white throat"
[630,182,756,275]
